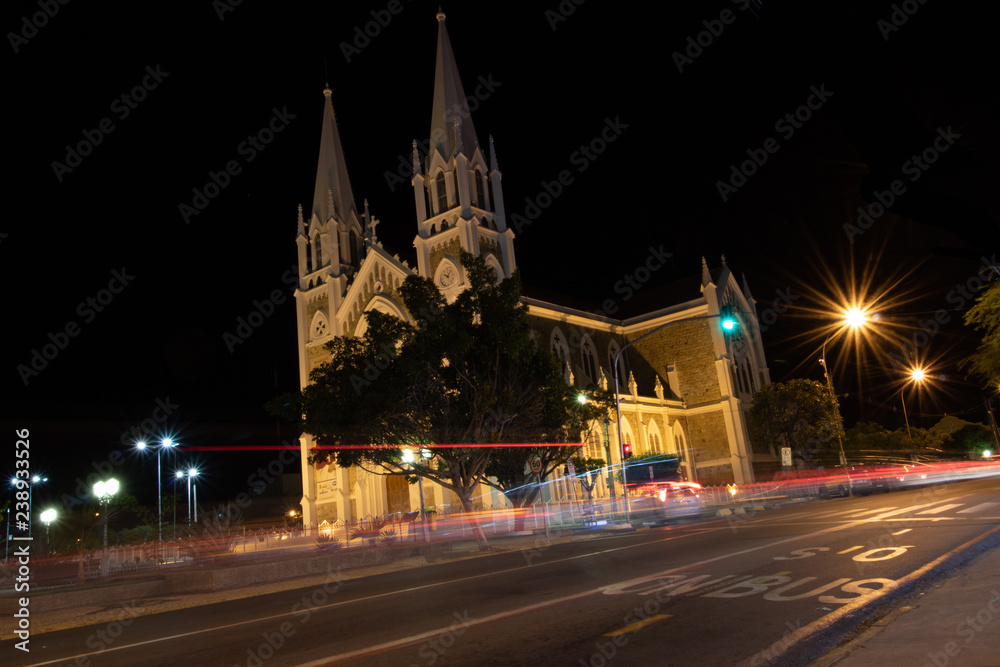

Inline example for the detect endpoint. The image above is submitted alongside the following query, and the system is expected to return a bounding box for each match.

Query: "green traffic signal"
[721,317,736,331]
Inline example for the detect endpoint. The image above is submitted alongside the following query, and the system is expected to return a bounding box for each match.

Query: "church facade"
[291,12,770,527]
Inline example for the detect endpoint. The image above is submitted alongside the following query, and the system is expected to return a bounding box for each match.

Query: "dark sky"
[4,1,998,508]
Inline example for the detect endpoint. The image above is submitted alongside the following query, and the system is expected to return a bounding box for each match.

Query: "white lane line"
[846,508,896,518]
[917,503,964,515]
[957,502,998,514]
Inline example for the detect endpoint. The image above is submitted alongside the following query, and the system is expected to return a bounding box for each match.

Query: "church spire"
[430,11,479,161]
[312,86,357,226]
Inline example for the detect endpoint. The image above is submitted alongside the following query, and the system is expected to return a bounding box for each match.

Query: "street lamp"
[177,468,199,527]
[901,367,927,443]
[40,508,56,554]
[612,310,738,524]
[819,306,869,496]
[93,478,119,576]
[402,449,432,541]
[136,438,176,552]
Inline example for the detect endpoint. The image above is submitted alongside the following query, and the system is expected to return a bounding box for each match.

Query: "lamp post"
[901,367,926,443]
[612,311,738,524]
[178,468,198,527]
[403,449,432,542]
[136,438,176,555]
[818,307,868,497]
[40,508,56,555]
[93,478,119,576]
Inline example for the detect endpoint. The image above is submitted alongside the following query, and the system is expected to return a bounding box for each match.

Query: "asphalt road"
[5,477,1000,667]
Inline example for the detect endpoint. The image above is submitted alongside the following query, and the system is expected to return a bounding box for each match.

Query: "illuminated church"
[291,12,770,527]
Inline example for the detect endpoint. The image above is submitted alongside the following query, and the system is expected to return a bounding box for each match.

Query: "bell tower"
[411,11,516,295]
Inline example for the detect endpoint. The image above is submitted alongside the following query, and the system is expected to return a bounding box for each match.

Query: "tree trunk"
[460,496,490,551]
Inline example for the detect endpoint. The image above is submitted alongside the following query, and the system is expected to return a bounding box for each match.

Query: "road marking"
[837,546,863,554]
[917,503,963,515]
[605,614,672,636]
[957,502,998,514]
[846,508,895,518]
[740,523,1000,667]
[892,529,912,535]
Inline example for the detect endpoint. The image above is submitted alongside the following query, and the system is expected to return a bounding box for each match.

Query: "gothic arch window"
[647,419,663,453]
[435,171,448,213]
[474,168,486,208]
[550,327,570,367]
[349,229,359,266]
[309,310,330,341]
[312,234,322,270]
[581,336,598,383]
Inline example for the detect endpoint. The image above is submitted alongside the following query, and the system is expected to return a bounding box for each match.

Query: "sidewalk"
[810,539,1000,666]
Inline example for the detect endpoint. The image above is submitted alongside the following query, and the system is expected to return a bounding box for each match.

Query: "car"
[628,483,704,525]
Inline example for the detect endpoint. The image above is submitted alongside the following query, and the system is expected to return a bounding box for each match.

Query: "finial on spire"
[489,135,500,172]
[701,256,711,285]
[411,140,422,176]
[721,253,727,266]
[437,8,446,22]
[297,204,305,236]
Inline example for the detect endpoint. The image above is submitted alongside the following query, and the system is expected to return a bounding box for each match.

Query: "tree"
[748,379,842,464]
[271,252,599,550]
[962,278,1000,388]
[945,423,996,457]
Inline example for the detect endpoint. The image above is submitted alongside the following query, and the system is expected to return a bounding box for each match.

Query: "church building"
[292,12,770,528]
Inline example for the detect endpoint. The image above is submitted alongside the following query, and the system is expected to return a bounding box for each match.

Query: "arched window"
[475,168,486,208]
[435,171,448,213]
[349,229,359,266]
[581,337,598,382]
[550,328,569,365]
[608,341,626,389]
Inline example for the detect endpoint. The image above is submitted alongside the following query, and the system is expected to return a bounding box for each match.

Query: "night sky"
[4,1,998,510]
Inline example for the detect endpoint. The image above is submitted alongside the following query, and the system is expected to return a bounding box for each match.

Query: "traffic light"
[720,306,737,332]
[623,442,632,458]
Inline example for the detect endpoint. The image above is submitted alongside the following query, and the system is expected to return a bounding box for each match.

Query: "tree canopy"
[962,278,1000,389]
[270,251,608,548]
[748,379,842,464]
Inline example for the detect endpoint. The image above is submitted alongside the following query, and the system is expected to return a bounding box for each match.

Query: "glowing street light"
[40,508,56,553]
[901,367,927,443]
[93,478,119,576]
[176,468,199,526]
[819,307,870,496]
[136,438,176,552]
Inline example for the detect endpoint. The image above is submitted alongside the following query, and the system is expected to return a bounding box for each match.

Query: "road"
[4,477,999,666]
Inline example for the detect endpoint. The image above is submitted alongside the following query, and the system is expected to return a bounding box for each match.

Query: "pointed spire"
[701,256,711,285]
[742,272,755,302]
[721,253,727,266]
[312,86,358,225]
[430,11,479,161]
[411,140,422,176]
[297,204,305,237]
[489,135,500,172]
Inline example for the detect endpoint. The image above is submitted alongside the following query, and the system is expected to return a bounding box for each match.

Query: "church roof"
[429,12,480,162]
[312,87,357,225]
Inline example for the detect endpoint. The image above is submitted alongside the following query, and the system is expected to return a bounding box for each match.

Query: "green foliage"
[945,423,996,456]
[962,279,1000,388]
[270,252,601,547]
[748,379,842,462]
